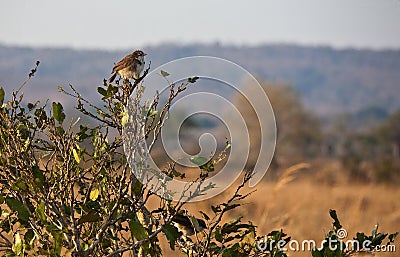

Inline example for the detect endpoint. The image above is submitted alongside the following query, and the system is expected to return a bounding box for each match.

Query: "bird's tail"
[108,73,117,83]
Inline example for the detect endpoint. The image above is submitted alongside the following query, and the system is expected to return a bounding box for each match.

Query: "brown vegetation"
[177,162,400,257]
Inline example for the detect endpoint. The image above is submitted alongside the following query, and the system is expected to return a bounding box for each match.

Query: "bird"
[108,50,146,83]
[172,213,207,237]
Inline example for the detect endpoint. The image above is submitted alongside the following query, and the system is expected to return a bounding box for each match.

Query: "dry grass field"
[175,162,400,257]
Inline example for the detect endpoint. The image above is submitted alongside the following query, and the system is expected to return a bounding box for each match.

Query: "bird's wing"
[111,54,136,73]
[172,215,191,226]
[108,72,117,83]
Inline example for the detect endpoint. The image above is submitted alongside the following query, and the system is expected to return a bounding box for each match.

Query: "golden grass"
[178,162,400,257]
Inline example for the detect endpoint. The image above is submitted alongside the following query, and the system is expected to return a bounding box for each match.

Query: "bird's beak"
[144,53,147,56]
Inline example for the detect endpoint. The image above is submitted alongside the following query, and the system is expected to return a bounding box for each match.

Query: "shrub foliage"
[0,61,397,257]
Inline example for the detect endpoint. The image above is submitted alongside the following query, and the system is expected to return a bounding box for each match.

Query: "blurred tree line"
[233,80,399,184]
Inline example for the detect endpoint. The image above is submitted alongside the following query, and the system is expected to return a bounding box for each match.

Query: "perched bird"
[172,214,207,237]
[108,50,146,83]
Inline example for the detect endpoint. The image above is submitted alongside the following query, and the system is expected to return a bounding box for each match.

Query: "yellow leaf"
[121,111,129,126]
[12,232,23,255]
[90,188,99,201]
[73,148,81,163]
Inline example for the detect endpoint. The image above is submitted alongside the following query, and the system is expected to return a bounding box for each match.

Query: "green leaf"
[221,216,242,234]
[89,188,100,201]
[46,224,59,232]
[199,211,210,221]
[211,205,221,213]
[224,203,240,212]
[215,227,223,242]
[14,180,27,191]
[371,232,387,246]
[190,156,215,172]
[27,101,40,111]
[97,87,107,97]
[133,180,143,196]
[189,216,202,232]
[52,231,62,256]
[35,201,46,223]
[160,70,170,77]
[190,156,209,166]
[311,249,323,257]
[227,216,242,226]
[6,198,30,222]
[275,252,286,257]
[106,85,118,97]
[32,165,45,187]
[52,102,65,124]
[85,199,101,211]
[0,219,11,234]
[129,220,148,241]
[356,232,366,242]
[0,87,5,105]
[187,76,199,83]
[24,229,35,247]
[389,232,399,243]
[77,210,102,225]
[163,224,180,250]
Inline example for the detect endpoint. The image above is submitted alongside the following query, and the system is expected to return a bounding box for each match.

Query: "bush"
[0,61,397,257]
[0,61,284,257]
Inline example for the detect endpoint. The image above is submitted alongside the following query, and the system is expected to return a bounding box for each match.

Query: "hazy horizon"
[1,0,400,51]
[2,40,400,53]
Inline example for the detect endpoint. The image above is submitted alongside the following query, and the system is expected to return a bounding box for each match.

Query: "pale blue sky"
[1,0,400,50]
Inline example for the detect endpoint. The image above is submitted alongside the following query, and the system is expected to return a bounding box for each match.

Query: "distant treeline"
[1,43,400,117]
